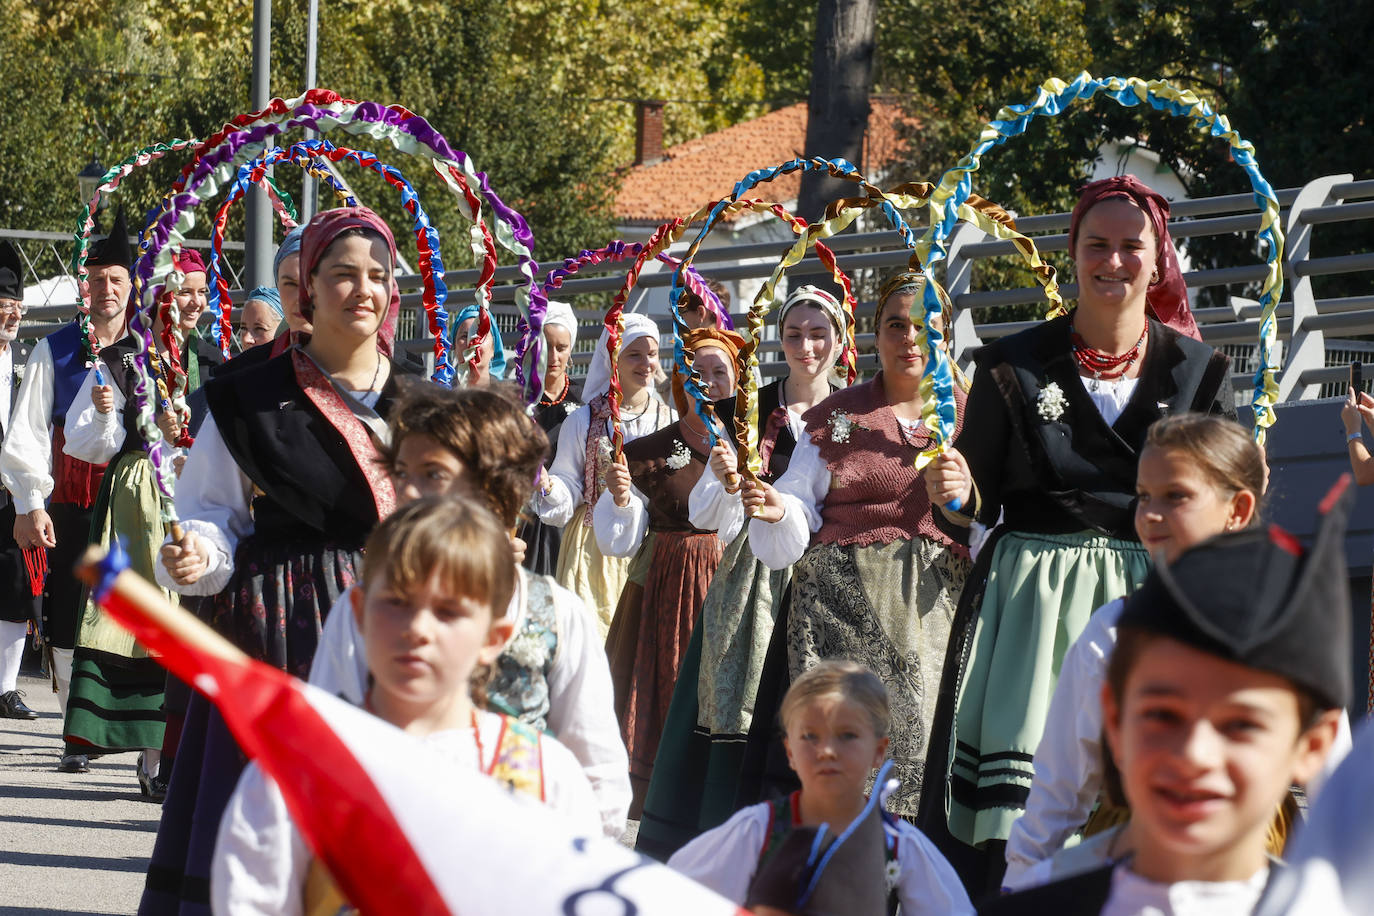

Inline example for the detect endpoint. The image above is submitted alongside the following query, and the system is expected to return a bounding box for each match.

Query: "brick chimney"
[634,100,666,166]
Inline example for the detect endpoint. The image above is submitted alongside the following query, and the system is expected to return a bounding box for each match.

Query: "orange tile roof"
[614,99,913,226]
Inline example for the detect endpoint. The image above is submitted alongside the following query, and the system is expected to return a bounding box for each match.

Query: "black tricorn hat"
[87,205,132,270]
[1119,474,1354,710]
[0,241,22,300]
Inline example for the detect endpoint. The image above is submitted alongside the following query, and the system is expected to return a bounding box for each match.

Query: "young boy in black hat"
[981,478,1352,915]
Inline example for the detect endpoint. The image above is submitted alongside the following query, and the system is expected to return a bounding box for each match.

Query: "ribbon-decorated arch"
[667,157,916,447]
[601,197,859,456]
[736,181,1063,487]
[921,72,1284,443]
[201,138,463,383]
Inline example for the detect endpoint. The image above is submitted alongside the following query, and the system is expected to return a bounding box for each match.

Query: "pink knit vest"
[803,373,967,555]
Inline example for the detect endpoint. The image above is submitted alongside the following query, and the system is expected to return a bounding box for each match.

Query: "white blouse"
[0,339,60,513]
[309,569,631,839]
[667,800,974,915]
[1101,863,1269,916]
[680,401,815,546]
[1079,374,1140,427]
[211,712,601,916]
[529,396,674,528]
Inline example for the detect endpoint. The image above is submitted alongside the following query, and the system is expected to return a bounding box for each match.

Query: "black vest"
[202,351,409,547]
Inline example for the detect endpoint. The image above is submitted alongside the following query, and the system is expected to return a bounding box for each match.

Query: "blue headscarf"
[449,304,506,379]
[245,285,284,318]
[272,225,305,283]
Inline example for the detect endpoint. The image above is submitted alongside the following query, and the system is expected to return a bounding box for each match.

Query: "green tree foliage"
[878,0,1374,314]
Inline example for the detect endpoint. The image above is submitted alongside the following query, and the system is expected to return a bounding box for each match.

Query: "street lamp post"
[76,157,106,231]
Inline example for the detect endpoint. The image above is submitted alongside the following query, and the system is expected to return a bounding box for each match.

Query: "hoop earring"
[1150,270,1160,285]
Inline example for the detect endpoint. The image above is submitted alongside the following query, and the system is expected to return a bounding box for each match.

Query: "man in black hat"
[0,209,132,769]
[0,240,38,719]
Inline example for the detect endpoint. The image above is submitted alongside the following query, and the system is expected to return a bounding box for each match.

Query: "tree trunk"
[796,0,878,225]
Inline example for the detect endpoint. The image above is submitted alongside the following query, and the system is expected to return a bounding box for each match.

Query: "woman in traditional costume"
[529,313,675,636]
[237,285,284,350]
[517,300,579,576]
[61,247,223,799]
[917,175,1235,894]
[450,302,505,386]
[598,326,746,815]
[635,285,845,858]
[736,273,971,822]
[139,206,413,914]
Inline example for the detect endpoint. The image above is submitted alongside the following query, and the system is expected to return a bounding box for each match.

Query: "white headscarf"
[580,312,660,401]
[543,300,579,348]
[779,284,845,335]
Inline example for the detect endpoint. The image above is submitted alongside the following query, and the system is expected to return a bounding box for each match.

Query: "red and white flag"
[88,553,746,916]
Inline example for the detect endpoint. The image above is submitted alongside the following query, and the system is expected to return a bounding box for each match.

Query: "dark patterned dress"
[140,349,407,916]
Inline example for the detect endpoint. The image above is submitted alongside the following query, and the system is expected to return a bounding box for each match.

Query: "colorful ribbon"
[125,93,538,498]
[923,73,1284,443]
[531,239,728,393]
[668,157,902,449]
[134,91,541,400]
[206,153,353,353]
[201,138,457,383]
[600,198,849,456]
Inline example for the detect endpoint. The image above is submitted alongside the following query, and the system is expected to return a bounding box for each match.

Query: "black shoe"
[136,754,167,802]
[58,753,89,773]
[0,689,39,719]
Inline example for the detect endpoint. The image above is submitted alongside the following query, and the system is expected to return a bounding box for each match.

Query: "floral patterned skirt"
[738,536,970,819]
[139,538,360,916]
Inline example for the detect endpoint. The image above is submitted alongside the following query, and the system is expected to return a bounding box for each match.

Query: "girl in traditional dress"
[737,273,972,821]
[918,175,1235,894]
[213,495,600,916]
[530,313,675,636]
[61,247,223,799]
[598,326,745,814]
[518,300,579,576]
[237,286,284,350]
[140,206,413,914]
[636,285,845,858]
[668,660,972,915]
[307,381,631,837]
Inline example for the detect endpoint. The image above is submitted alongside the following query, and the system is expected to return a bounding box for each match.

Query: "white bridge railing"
[7,173,1372,406]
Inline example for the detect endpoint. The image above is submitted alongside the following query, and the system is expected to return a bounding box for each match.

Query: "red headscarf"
[299,206,401,356]
[171,247,207,276]
[1068,175,1198,340]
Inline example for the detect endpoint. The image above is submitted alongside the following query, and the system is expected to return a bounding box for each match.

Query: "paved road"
[0,674,157,915]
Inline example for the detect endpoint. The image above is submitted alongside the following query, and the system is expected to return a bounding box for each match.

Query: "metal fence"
[6,173,1372,404]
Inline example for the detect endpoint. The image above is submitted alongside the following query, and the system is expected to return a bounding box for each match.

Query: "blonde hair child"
[212,496,599,915]
[669,660,973,915]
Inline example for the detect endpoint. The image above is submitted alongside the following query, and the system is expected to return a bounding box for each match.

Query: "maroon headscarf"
[1068,175,1198,340]
[298,206,401,356]
[171,247,207,276]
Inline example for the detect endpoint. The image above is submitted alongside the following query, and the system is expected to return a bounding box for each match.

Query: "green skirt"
[64,452,174,752]
[947,530,1148,847]
[635,528,788,860]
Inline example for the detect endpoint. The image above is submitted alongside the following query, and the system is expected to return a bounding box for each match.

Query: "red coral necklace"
[1070,321,1147,381]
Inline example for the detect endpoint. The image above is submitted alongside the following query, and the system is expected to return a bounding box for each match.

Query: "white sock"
[50,646,74,720]
[0,620,26,693]
[142,747,161,777]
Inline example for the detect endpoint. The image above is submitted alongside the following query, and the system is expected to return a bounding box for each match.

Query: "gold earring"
[1150,270,1160,284]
